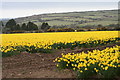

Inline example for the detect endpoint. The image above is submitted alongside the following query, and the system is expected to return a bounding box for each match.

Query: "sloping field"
[1,9,116,28]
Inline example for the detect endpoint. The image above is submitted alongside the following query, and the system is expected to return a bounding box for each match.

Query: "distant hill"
[1,9,118,29]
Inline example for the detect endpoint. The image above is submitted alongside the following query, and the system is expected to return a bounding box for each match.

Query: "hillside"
[1,9,118,29]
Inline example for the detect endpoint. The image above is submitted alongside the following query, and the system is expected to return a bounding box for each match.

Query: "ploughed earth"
[2,43,120,78]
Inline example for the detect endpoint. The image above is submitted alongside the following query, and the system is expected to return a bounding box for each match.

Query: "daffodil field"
[1,31,120,57]
[54,45,120,78]
[1,31,120,78]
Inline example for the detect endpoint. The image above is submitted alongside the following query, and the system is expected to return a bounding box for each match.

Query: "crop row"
[1,37,120,57]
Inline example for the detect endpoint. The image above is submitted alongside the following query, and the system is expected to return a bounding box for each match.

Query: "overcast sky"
[0,1,119,19]
[1,0,120,2]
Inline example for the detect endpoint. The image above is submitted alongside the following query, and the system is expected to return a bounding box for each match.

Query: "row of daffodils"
[1,31,119,57]
[54,45,120,78]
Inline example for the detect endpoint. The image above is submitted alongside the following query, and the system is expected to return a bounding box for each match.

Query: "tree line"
[1,19,120,33]
[2,19,51,33]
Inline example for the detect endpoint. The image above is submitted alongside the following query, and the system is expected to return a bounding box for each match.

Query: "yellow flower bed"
[54,45,120,78]
[1,31,118,47]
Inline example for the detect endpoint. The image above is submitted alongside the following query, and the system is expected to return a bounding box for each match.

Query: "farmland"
[1,1,120,79]
[1,9,118,29]
[1,31,120,78]
[15,10,118,29]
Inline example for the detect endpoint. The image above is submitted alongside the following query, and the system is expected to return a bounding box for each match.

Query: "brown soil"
[2,50,76,78]
[2,43,120,78]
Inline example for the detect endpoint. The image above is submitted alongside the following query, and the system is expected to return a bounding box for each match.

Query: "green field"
[1,9,118,29]
[77,21,118,27]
